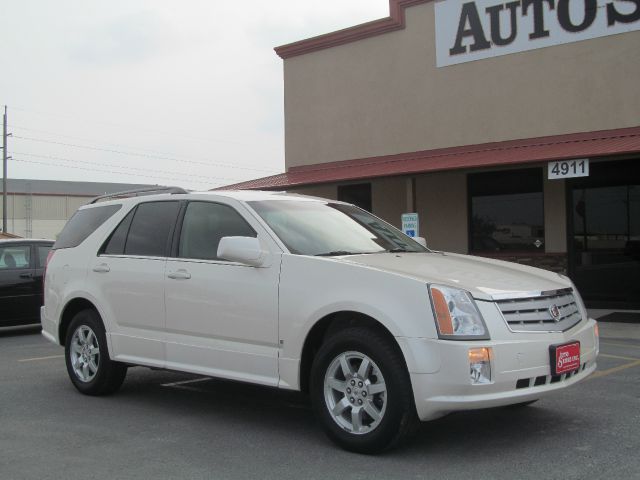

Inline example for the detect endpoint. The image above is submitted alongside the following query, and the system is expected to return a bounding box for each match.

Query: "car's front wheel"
[64,309,127,396]
[310,327,418,453]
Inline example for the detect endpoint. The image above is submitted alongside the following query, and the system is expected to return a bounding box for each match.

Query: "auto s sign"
[434,0,640,67]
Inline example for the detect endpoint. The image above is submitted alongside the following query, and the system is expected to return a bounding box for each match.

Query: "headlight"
[429,284,490,340]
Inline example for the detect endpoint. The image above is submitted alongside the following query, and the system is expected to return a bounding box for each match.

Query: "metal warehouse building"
[226,0,640,308]
[0,179,152,239]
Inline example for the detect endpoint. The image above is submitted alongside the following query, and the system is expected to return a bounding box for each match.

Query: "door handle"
[19,272,34,279]
[167,269,191,280]
[92,263,110,273]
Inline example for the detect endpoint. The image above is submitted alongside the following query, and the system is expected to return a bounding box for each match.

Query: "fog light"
[469,347,492,384]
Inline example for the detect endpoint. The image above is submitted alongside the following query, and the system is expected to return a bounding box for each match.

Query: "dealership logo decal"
[549,304,561,321]
[557,350,580,368]
[434,0,640,67]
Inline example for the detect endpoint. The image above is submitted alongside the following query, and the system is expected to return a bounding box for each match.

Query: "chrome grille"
[495,288,583,332]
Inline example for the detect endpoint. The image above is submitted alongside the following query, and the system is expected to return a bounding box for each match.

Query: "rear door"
[90,201,181,366]
[0,243,37,326]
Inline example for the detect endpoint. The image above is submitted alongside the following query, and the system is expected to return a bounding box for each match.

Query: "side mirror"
[415,236,428,248]
[217,236,267,267]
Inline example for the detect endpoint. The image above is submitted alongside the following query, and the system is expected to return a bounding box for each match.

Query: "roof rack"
[89,186,189,204]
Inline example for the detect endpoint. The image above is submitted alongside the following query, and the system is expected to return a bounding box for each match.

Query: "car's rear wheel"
[64,309,127,396]
[310,327,418,453]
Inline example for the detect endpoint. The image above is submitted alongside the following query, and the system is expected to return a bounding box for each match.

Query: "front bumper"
[399,317,599,421]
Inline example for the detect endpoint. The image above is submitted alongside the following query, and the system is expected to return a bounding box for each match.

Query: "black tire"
[310,327,419,453]
[64,309,127,396]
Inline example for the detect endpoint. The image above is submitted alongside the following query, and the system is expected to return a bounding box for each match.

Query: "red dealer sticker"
[550,341,581,376]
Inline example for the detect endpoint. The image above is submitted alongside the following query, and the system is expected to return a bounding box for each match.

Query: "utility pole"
[2,105,9,233]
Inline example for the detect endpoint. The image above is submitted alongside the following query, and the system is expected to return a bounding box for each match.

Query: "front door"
[567,159,640,308]
[164,201,280,386]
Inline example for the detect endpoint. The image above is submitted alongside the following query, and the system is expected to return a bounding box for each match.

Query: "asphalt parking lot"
[1,325,639,480]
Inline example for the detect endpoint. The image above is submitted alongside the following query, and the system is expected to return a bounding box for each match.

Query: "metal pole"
[2,105,7,233]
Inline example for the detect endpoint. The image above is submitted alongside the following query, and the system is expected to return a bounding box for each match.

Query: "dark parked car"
[0,239,54,327]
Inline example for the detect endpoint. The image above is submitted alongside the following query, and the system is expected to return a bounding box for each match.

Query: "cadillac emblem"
[549,304,561,321]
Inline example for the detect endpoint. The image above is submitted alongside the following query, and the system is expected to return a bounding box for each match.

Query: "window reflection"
[573,185,640,264]
[469,169,544,252]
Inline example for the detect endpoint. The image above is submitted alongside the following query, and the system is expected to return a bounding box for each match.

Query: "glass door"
[568,160,640,308]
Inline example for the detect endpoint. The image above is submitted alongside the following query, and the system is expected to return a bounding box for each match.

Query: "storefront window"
[568,158,640,308]
[469,168,544,252]
[338,183,372,212]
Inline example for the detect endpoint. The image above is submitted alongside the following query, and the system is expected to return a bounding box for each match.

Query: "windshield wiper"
[315,250,360,256]
[387,247,409,252]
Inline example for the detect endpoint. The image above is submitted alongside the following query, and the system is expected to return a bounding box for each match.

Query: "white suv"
[42,187,599,453]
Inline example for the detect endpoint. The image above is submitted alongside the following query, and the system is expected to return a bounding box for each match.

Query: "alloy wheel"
[69,325,100,383]
[323,351,387,435]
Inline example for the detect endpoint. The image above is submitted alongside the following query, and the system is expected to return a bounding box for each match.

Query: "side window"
[0,245,31,270]
[101,209,136,255]
[54,204,122,249]
[124,201,181,257]
[178,202,256,261]
[36,245,52,268]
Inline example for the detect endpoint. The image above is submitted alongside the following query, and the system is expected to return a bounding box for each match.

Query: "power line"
[12,151,250,183]
[9,124,204,158]
[7,104,282,151]
[12,134,279,173]
[9,125,281,173]
[11,157,222,187]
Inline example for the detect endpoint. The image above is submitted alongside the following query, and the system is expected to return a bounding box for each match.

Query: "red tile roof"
[218,126,640,191]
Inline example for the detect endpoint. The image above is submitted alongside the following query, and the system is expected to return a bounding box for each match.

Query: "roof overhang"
[219,126,640,190]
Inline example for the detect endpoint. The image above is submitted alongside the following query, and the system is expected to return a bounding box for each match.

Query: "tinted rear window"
[54,205,122,249]
[101,209,136,255]
[124,201,180,257]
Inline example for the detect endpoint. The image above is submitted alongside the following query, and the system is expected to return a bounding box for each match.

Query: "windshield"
[248,200,429,256]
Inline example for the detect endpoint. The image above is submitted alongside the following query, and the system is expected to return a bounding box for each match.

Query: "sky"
[0,0,389,190]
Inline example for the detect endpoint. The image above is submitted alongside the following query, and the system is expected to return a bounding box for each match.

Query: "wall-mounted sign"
[401,213,419,237]
[548,159,590,179]
[435,0,640,67]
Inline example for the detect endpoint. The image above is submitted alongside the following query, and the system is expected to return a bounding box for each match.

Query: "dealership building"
[226,0,640,308]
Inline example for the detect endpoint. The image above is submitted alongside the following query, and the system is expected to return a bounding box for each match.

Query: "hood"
[337,252,571,301]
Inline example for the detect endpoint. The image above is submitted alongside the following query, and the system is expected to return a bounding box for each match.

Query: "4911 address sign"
[548,159,590,179]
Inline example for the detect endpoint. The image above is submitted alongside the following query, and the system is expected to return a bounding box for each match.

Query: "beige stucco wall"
[289,177,409,228]
[544,177,567,253]
[283,2,640,168]
[282,165,570,255]
[415,171,468,253]
[288,184,337,200]
[289,170,491,255]
[371,177,409,228]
